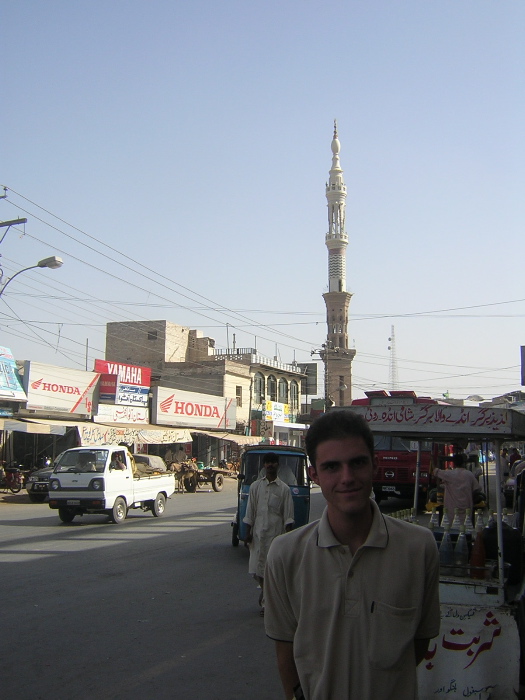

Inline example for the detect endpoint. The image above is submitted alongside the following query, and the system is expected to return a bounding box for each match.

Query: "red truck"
[351,390,451,504]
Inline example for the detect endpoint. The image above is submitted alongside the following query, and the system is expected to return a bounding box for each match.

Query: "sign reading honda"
[94,360,151,407]
[0,346,27,402]
[151,386,236,429]
[23,362,100,415]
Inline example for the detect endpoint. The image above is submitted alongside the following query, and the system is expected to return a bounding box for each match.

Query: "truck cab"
[48,445,175,524]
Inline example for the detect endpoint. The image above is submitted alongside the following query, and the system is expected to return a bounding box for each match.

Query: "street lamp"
[0,256,63,297]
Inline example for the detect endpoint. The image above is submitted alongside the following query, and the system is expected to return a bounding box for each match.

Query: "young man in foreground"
[264,410,440,700]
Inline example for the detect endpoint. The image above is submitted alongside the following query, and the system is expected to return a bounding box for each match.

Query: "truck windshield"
[54,449,109,474]
[243,452,307,486]
[374,437,432,452]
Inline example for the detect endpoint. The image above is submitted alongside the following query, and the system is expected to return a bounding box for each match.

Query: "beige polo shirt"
[265,499,440,700]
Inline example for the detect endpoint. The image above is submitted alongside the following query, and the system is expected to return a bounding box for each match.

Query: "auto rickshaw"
[231,444,310,546]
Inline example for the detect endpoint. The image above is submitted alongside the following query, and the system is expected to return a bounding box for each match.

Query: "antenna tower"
[388,325,399,390]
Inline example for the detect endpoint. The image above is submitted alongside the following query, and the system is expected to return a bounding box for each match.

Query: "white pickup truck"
[48,445,176,524]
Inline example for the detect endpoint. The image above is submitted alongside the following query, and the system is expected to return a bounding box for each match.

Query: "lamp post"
[0,256,64,297]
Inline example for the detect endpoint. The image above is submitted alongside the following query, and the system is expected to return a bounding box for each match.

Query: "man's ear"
[373,455,379,478]
[308,464,319,485]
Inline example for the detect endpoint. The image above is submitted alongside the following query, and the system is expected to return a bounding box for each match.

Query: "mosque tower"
[322,121,356,406]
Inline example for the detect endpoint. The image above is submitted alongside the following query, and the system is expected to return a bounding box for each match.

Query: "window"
[148,330,157,341]
[253,373,265,404]
[290,381,299,410]
[267,375,277,401]
[278,378,288,404]
[236,385,242,408]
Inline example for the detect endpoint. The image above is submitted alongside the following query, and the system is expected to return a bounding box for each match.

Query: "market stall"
[348,403,525,699]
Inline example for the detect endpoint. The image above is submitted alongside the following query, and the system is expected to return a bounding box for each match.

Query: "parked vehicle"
[25,461,56,502]
[0,462,24,494]
[48,446,176,524]
[351,390,452,505]
[231,444,310,546]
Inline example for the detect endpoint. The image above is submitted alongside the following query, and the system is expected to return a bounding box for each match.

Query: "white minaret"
[325,120,348,293]
[322,121,356,406]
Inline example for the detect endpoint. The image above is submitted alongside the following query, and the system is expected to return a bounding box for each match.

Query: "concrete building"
[321,122,356,406]
[105,320,304,436]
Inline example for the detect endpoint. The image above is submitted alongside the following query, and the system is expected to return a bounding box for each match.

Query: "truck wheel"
[212,473,224,492]
[28,493,47,503]
[231,521,239,547]
[58,508,76,523]
[152,493,166,517]
[184,475,197,493]
[110,497,127,524]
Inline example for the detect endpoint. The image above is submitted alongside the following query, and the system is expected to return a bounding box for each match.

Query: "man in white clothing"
[243,453,294,615]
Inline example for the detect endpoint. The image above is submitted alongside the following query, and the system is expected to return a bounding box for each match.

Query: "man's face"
[309,436,376,518]
[264,460,278,480]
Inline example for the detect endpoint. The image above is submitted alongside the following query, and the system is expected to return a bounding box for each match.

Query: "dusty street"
[1,479,326,700]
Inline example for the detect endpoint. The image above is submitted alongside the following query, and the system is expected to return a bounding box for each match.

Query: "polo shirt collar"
[317,498,389,549]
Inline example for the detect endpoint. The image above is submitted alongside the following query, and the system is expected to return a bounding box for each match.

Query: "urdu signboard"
[94,360,151,407]
[23,362,100,416]
[151,386,236,429]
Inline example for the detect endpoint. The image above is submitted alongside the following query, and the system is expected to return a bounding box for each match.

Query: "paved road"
[2,469,498,700]
[1,480,326,700]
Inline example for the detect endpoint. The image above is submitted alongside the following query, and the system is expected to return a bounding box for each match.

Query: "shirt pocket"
[268,492,282,515]
[368,601,418,670]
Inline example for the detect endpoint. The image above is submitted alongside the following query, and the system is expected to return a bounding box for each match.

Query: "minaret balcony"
[325,232,349,245]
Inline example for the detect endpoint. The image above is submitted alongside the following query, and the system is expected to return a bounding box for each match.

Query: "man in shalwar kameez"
[243,453,294,615]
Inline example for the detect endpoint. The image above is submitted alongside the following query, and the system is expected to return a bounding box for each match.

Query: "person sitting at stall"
[433,453,482,517]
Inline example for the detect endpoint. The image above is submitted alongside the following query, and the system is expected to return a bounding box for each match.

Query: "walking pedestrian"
[243,453,294,616]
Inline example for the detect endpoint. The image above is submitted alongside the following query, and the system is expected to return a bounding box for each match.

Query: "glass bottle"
[453,525,469,577]
[429,507,440,528]
[464,508,474,534]
[440,507,451,530]
[451,507,462,530]
[439,526,454,575]
[469,519,486,580]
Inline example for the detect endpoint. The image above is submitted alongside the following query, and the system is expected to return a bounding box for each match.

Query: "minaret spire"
[322,123,356,406]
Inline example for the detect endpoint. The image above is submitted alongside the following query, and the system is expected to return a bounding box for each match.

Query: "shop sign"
[94,360,151,407]
[418,604,518,698]
[23,362,99,415]
[263,400,290,423]
[93,404,149,424]
[0,346,27,402]
[151,386,236,429]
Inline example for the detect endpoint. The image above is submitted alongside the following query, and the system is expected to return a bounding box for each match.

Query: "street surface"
[1,468,498,700]
[1,479,326,700]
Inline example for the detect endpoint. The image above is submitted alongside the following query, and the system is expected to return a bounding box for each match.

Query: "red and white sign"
[418,604,519,698]
[23,362,100,415]
[93,404,149,424]
[151,386,236,429]
[94,360,151,407]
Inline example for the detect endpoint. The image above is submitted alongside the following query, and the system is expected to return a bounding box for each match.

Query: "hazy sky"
[2,1,524,401]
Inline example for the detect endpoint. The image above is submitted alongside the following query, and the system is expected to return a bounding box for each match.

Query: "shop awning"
[0,418,69,435]
[12,418,192,445]
[192,430,261,446]
[78,423,192,446]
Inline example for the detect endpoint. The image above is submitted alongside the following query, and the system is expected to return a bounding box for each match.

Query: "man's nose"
[340,464,357,482]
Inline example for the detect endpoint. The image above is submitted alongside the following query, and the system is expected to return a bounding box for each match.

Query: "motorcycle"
[0,462,24,493]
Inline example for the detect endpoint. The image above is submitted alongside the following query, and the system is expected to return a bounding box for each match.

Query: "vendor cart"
[349,402,525,699]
